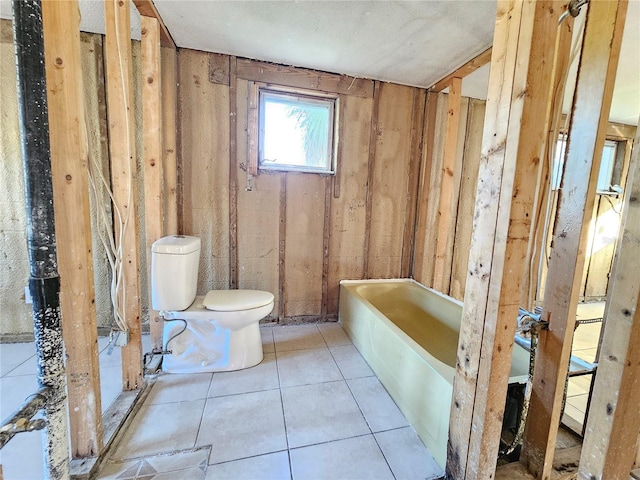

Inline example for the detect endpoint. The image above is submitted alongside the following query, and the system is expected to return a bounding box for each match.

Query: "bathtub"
[338,279,530,469]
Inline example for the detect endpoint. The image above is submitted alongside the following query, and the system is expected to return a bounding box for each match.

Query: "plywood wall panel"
[450,99,486,300]
[284,173,325,317]
[327,95,373,313]
[367,82,415,279]
[179,49,230,291]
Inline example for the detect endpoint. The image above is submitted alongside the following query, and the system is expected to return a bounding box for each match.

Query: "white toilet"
[151,235,274,373]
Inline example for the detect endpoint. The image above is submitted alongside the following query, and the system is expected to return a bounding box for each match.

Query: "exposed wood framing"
[362,81,380,278]
[401,88,426,278]
[104,0,143,390]
[229,57,238,289]
[41,0,103,458]
[141,16,163,351]
[132,0,174,47]
[161,46,178,235]
[321,176,332,316]
[247,81,260,176]
[450,99,485,300]
[278,174,287,321]
[333,96,345,199]
[579,129,640,480]
[412,92,439,282]
[521,1,628,477]
[447,1,572,478]
[433,77,462,290]
[431,47,492,92]
[236,58,374,98]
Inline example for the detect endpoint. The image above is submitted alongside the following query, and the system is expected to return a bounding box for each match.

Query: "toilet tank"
[151,235,201,311]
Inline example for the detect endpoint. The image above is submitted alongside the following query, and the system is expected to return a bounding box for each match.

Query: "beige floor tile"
[0,429,44,480]
[206,451,291,480]
[347,376,409,432]
[566,393,589,413]
[101,366,125,412]
[0,374,38,418]
[144,373,212,405]
[277,348,342,388]
[282,380,369,448]
[113,399,205,460]
[290,435,394,480]
[330,345,374,379]
[564,402,585,425]
[197,389,287,464]
[317,322,351,347]
[208,353,278,397]
[375,427,443,480]
[0,343,35,376]
[272,325,326,352]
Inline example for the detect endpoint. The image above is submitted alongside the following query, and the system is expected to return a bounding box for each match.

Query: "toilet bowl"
[151,235,274,373]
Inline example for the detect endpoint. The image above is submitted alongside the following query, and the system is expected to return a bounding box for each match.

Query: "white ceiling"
[1,0,638,125]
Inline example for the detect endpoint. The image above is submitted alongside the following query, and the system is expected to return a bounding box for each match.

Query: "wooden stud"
[42,0,103,457]
[104,0,143,390]
[362,81,380,278]
[579,128,640,480]
[521,1,628,477]
[278,174,287,321]
[450,99,485,301]
[447,1,571,478]
[412,91,439,283]
[161,46,178,235]
[432,77,462,291]
[132,0,174,47]
[236,58,374,98]
[141,16,163,351]
[321,176,332,316]
[229,57,239,289]
[247,81,260,177]
[431,47,492,92]
[401,88,426,278]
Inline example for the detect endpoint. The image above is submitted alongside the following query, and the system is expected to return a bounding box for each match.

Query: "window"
[258,89,337,174]
[551,137,620,193]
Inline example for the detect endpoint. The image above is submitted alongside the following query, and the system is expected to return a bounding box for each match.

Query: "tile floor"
[0,335,151,480]
[0,325,443,480]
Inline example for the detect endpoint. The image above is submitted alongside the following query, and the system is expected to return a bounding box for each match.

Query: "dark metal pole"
[12,0,70,478]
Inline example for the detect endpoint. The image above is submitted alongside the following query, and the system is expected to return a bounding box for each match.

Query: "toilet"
[151,235,274,373]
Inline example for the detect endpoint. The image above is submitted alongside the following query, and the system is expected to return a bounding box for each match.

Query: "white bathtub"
[338,279,529,469]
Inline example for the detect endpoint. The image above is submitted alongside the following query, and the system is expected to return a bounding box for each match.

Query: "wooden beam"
[42,0,103,457]
[362,81,380,278]
[401,88,426,278]
[521,1,628,477]
[141,16,163,351]
[132,0,174,48]
[446,1,571,478]
[161,46,178,235]
[432,77,461,290]
[229,57,238,289]
[236,58,374,98]
[104,0,143,390]
[412,91,438,282]
[579,129,640,479]
[431,47,492,92]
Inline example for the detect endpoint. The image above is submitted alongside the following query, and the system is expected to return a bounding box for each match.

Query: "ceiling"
[1,0,638,125]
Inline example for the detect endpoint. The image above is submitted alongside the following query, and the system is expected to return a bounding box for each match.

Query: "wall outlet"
[24,286,32,304]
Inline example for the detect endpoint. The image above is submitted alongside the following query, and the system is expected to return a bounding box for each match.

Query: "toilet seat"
[202,290,274,312]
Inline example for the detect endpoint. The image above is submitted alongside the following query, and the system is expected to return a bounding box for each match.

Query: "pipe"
[12,0,70,478]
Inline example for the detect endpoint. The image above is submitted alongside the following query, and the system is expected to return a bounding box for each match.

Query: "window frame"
[256,86,339,175]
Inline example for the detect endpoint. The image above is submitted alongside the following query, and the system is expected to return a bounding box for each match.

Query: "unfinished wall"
[178,49,428,321]
[0,20,147,338]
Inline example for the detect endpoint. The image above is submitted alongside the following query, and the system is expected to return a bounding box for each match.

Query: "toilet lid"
[202,290,274,312]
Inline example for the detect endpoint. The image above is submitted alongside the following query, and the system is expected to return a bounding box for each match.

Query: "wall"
[0,20,147,337]
[177,48,485,321]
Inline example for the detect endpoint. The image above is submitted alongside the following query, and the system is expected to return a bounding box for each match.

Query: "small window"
[258,89,337,174]
[551,137,620,193]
